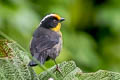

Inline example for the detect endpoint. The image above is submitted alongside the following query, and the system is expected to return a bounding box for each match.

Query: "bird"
[28,14,65,71]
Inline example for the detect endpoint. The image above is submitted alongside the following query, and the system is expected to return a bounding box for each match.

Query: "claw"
[53,60,63,76]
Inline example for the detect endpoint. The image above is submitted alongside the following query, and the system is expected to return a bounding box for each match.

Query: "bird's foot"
[56,65,61,73]
[53,65,63,77]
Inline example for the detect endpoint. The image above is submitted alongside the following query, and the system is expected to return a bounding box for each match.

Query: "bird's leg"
[53,60,63,76]
[54,60,60,72]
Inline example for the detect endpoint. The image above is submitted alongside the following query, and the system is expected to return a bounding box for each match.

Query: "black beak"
[60,18,65,22]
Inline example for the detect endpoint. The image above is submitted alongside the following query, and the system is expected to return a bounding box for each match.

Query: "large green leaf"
[39,61,120,80]
[0,40,120,80]
[0,40,37,80]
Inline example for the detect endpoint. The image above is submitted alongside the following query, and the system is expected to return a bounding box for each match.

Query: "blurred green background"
[0,0,120,73]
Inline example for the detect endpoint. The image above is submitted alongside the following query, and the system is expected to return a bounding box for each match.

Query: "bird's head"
[40,14,65,32]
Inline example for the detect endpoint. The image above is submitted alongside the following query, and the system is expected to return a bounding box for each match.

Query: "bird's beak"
[60,18,65,22]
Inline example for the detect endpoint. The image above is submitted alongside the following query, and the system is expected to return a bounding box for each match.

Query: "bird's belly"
[55,37,62,54]
[48,37,62,59]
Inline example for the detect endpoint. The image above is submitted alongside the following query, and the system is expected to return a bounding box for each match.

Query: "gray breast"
[54,36,62,55]
[48,35,62,59]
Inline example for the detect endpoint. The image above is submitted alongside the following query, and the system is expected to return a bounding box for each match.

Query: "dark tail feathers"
[28,60,38,67]
[28,55,48,66]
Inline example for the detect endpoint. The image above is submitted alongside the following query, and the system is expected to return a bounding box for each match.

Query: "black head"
[40,14,65,29]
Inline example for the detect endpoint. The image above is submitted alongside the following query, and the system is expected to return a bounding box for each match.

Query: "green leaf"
[0,39,120,80]
[0,40,38,80]
[38,61,82,80]
[39,62,120,80]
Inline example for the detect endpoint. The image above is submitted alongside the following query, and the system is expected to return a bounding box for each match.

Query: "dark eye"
[53,19,57,23]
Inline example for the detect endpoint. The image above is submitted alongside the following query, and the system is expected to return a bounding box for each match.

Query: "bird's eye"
[53,19,57,23]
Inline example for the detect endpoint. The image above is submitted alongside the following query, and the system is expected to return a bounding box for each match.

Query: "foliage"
[0,0,120,73]
[40,64,120,80]
[0,40,120,80]
[0,40,37,80]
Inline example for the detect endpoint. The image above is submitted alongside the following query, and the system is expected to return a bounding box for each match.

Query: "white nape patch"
[39,14,55,26]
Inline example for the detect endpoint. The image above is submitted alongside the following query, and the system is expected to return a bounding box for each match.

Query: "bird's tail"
[28,60,38,67]
[28,55,48,67]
